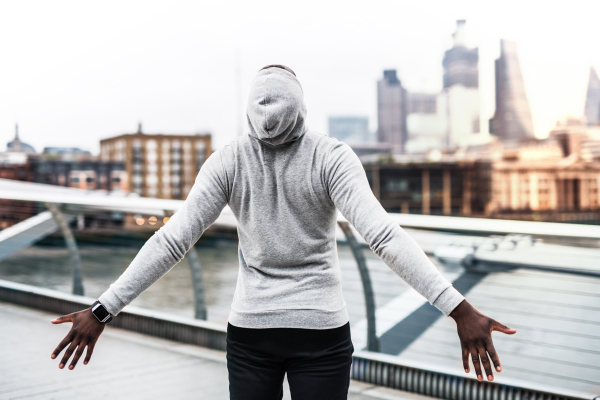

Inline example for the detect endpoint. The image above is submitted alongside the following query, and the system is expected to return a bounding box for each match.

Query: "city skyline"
[0,0,598,154]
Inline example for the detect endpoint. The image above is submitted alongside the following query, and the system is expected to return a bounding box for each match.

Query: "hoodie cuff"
[432,285,465,317]
[98,288,127,316]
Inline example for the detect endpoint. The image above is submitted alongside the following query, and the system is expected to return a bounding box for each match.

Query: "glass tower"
[489,40,535,141]
[584,66,600,126]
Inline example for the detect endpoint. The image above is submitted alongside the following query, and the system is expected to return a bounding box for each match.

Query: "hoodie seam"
[322,140,337,206]
[216,147,232,203]
[263,76,270,141]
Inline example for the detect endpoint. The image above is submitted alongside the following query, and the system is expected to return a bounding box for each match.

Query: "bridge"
[0,178,599,400]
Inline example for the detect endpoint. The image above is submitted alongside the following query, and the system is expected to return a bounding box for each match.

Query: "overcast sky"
[1,0,598,154]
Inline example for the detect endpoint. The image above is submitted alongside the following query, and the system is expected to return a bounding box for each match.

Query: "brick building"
[100,127,211,199]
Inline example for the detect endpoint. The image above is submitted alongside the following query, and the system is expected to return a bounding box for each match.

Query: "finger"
[51,333,73,359]
[491,320,517,335]
[470,347,483,381]
[69,342,87,370]
[461,346,470,373]
[83,342,95,365]
[486,341,502,372]
[51,314,75,324]
[60,342,78,369]
[478,346,494,381]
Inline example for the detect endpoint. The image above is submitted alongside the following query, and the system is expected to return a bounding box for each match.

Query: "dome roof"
[6,124,36,154]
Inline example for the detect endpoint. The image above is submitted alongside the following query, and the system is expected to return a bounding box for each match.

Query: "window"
[386,179,409,192]
[146,140,157,150]
[472,116,480,133]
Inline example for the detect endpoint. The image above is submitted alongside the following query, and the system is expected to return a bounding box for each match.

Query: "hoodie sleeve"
[98,150,229,316]
[325,142,464,316]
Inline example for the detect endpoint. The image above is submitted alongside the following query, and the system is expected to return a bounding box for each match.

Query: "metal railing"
[351,353,592,400]
[0,279,225,350]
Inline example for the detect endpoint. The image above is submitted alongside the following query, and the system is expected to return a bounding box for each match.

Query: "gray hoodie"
[99,67,464,329]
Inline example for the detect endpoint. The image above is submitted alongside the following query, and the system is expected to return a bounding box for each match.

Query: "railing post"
[338,220,380,352]
[44,203,84,296]
[186,246,207,320]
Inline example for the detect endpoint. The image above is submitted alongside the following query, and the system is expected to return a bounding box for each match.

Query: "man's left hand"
[450,300,516,382]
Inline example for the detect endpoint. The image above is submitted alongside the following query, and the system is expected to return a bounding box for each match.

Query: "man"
[51,65,515,400]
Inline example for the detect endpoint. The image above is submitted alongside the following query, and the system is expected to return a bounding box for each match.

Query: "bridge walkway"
[0,302,420,400]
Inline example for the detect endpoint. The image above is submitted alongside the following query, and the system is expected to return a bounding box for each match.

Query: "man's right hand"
[51,308,105,370]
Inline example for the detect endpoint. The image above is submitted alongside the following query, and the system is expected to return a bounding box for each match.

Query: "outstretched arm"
[326,142,515,381]
[51,150,230,369]
[97,151,229,315]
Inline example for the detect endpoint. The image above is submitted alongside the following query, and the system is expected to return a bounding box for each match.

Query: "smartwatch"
[91,300,113,323]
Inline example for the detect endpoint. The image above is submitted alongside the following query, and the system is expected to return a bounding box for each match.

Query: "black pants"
[226,322,354,400]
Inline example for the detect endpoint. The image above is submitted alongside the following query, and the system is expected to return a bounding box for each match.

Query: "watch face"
[93,304,110,321]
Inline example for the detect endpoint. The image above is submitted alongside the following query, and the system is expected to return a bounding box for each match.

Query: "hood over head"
[246,67,307,147]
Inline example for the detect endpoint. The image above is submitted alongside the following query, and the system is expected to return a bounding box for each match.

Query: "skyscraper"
[584,66,600,126]
[442,20,478,90]
[377,70,408,153]
[404,20,481,153]
[442,20,481,147]
[489,39,535,141]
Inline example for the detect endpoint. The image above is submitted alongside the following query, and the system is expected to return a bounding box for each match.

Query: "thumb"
[492,320,517,335]
[51,314,75,324]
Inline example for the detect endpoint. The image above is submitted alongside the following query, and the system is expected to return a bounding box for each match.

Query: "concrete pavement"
[0,302,427,400]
